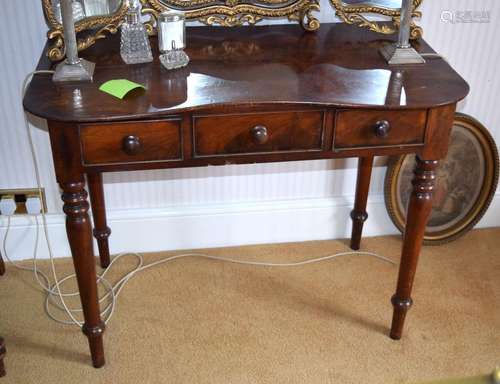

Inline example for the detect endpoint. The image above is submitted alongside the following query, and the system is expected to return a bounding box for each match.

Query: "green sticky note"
[99,79,146,99]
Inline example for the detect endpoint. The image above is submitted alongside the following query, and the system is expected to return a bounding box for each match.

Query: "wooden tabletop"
[23,23,469,123]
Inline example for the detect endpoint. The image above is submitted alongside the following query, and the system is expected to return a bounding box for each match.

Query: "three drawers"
[80,120,182,165]
[193,111,325,157]
[334,110,427,150]
[79,109,428,166]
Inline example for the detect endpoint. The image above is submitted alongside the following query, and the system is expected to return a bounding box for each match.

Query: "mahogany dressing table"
[23,23,469,368]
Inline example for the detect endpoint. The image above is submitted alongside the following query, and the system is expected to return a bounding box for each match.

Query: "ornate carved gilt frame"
[42,0,129,61]
[330,0,423,39]
[42,0,423,62]
[140,0,320,33]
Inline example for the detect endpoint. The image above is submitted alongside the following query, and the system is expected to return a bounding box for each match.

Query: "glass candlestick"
[120,0,153,65]
[158,11,190,70]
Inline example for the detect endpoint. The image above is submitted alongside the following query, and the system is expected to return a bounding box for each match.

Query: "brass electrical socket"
[0,188,47,214]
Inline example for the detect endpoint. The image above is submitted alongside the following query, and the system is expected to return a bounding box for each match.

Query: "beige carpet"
[0,228,499,383]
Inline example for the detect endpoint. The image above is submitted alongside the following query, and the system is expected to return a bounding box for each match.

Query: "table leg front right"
[390,157,438,340]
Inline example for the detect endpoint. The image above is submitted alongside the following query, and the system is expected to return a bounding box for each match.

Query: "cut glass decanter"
[120,0,153,65]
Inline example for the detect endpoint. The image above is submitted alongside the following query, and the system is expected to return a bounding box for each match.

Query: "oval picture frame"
[385,113,499,245]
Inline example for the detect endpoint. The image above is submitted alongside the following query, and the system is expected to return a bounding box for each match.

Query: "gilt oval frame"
[384,113,499,245]
[330,0,423,39]
[42,0,129,61]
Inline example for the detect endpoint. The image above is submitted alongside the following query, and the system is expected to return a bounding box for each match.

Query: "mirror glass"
[341,0,402,8]
[52,0,123,22]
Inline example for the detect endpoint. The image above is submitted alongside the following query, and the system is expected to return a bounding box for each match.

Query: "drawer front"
[334,110,427,150]
[80,120,182,165]
[193,111,325,157]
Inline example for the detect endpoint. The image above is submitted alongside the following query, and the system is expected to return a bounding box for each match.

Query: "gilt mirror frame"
[42,0,424,62]
[42,0,129,61]
[140,0,320,33]
[330,0,423,39]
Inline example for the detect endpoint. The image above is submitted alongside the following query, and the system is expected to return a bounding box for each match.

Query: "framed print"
[385,113,499,245]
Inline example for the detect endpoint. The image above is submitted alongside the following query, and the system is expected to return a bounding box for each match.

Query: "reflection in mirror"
[385,71,406,106]
[84,0,122,16]
[52,0,122,22]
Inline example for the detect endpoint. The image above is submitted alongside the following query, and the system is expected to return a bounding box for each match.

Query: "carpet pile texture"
[1,229,499,383]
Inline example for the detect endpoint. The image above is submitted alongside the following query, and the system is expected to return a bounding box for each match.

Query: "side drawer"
[334,109,427,150]
[193,111,325,157]
[80,119,182,165]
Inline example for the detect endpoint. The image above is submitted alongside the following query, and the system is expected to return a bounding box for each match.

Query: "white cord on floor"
[1,70,398,328]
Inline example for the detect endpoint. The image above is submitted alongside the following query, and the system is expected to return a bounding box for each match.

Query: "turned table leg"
[350,156,374,250]
[390,157,438,339]
[0,337,5,377]
[61,181,106,367]
[87,173,111,268]
[0,251,5,276]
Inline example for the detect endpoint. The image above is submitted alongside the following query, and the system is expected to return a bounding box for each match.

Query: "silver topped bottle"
[120,0,153,65]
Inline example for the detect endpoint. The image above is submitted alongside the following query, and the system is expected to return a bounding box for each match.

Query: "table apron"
[70,105,455,173]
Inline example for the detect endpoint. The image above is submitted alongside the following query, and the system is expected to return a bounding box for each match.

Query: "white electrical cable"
[2,70,398,328]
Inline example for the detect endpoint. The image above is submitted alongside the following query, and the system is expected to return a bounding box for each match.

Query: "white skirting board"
[1,194,499,261]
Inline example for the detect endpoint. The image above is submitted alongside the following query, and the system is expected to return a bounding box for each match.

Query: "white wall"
[1,0,499,260]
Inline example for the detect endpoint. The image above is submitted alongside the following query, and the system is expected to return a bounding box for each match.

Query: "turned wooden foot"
[62,181,106,367]
[88,173,111,269]
[390,157,438,339]
[350,156,374,250]
[83,322,106,368]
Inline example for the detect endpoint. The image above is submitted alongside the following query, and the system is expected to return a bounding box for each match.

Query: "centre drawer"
[80,119,182,165]
[193,111,325,157]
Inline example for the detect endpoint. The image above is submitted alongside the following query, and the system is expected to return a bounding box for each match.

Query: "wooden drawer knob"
[251,125,269,144]
[122,135,142,155]
[374,120,391,138]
